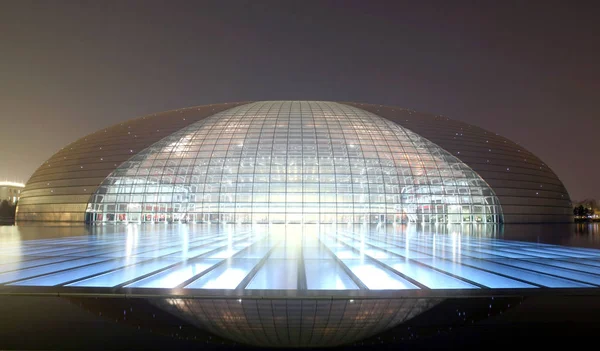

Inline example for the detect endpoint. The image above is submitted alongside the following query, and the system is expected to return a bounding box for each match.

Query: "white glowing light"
[0,181,25,188]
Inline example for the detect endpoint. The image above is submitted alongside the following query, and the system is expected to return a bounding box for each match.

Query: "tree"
[574,204,594,220]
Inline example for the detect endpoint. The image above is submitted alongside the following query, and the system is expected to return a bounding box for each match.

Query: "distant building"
[0,182,25,205]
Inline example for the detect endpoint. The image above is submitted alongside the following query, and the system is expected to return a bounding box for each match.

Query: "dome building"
[17,101,571,224]
[9,101,577,347]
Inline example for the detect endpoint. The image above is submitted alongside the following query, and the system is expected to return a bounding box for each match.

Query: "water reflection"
[1,223,600,348]
[149,297,443,347]
[502,223,600,248]
[3,222,600,248]
[1,223,600,291]
[2,293,596,349]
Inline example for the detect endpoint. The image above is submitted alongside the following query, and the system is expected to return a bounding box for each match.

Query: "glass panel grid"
[86,101,502,224]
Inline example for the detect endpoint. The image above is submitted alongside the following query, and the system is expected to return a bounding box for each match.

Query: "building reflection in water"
[3,222,600,347]
[151,297,443,347]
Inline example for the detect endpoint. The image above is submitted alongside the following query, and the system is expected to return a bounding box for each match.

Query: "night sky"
[1,1,599,201]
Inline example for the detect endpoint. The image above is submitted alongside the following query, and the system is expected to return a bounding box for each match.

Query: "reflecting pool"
[1,223,600,293]
[1,223,600,347]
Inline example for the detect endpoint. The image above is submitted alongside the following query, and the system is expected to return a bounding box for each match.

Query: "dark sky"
[1,0,599,201]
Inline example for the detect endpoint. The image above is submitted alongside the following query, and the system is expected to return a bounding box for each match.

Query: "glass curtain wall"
[86,101,502,224]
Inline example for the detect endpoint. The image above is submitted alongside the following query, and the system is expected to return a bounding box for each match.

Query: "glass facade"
[86,101,502,224]
[16,102,245,222]
[347,102,573,223]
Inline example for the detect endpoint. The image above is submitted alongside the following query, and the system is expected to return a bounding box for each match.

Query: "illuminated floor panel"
[1,225,600,294]
[125,259,221,288]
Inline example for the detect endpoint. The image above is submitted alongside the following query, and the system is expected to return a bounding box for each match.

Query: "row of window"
[89,210,500,224]
[92,191,496,202]
[90,203,499,212]
[97,182,492,192]
[123,156,465,167]
[92,195,497,207]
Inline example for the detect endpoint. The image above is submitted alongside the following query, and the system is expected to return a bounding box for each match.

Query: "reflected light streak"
[350,264,417,290]
[2,223,600,292]
[197,269,248,289]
